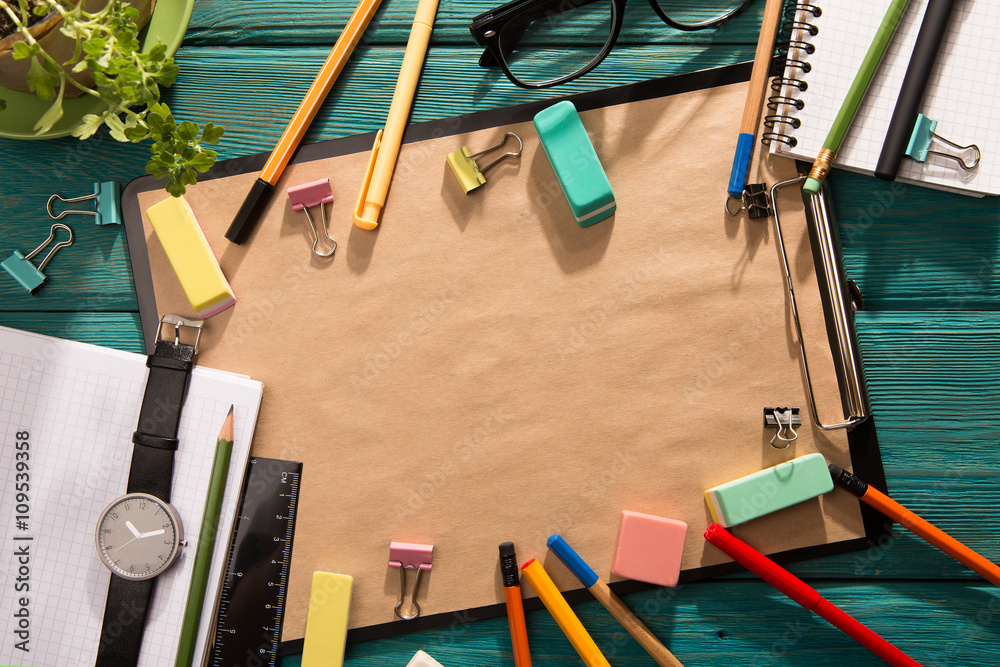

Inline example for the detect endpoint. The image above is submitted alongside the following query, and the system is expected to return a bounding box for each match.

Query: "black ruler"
[210,457,302,667]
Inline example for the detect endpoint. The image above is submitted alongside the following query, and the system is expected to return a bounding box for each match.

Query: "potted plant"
[0,0,222,195]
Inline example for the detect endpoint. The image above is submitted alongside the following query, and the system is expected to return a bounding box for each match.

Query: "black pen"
[875,0,957,180]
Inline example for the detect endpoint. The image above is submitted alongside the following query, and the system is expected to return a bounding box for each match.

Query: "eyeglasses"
[470,0,754,89]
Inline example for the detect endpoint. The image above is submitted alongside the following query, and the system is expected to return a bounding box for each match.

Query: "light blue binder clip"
[2,224,74,293]
[47,181,122,225]
[905,114,981,171]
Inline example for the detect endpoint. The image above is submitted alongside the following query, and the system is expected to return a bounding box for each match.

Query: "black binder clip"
[764,407,800,450]
[47,181,122,225]
[725,183,773,219]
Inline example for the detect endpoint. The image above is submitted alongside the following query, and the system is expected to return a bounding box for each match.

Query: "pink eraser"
[610,510,687,587]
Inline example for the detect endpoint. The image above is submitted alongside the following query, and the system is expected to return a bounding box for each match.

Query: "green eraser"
[533,100,616,227]
[301,572,353,667]
[705,453,833,527]
[802,177,822,195]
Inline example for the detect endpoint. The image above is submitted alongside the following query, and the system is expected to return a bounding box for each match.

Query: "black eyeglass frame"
[470,0,755,89]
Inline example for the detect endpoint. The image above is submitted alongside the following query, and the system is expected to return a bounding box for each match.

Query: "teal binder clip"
[905,114,981,170]
[2,223,74,293]
[47,181,122,225]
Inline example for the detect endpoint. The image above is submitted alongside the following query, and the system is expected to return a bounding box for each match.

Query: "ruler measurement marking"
[210,459,302,667]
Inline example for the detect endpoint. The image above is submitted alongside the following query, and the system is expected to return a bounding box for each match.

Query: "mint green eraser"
[705,453,833,527]
[802,177,822,195]
[533,100,616,227]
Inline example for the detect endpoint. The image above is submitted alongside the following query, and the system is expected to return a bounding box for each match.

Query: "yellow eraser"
[146,195,235,318]
[301,572,353,667]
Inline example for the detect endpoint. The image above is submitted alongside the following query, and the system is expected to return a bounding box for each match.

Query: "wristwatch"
[95,315,202,667]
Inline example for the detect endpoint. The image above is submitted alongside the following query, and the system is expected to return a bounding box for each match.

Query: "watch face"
[95,493,184,580]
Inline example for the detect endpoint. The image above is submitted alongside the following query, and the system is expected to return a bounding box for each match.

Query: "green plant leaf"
[164,178,186,197]
[72,112,108,140]
[11,41,39,60]
[201,123,224,144]
[105,113,127,142]
[177,120,198,142]
[26,57,59,100]
[187,151,217,172]
[33,82,65,134]
[124,125,149,142]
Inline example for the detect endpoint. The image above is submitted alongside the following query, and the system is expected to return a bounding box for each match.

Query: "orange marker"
[226,0,384,244]
[830,464,1000,586]
[499,543,531,667]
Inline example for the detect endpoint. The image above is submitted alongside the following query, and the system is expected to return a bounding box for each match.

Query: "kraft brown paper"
[136,80,866,639]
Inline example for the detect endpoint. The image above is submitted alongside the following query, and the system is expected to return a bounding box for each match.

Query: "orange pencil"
[830,464,1000,586]
[226,0,384,244]
[499,543,531,667]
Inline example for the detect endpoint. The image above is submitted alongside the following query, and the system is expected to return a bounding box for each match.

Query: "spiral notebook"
[766,0,1000,196]
[0,325,263,667]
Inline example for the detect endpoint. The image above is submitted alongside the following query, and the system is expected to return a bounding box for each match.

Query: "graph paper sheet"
[770,0,1000,196]
[0,325,262,667]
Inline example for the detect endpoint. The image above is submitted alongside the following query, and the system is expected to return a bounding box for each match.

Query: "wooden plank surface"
[2,0,999,664]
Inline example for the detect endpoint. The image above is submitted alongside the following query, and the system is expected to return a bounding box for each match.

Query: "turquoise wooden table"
[2,0,999,664]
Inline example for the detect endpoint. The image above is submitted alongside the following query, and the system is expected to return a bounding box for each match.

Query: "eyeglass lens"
[498,0,615,88]
[649,0,752,29]
[494,0,751,87]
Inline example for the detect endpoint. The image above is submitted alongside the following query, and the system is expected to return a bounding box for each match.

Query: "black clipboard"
[120,62,891,650]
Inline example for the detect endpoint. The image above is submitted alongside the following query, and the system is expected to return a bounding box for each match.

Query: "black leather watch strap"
[96,579,154,667]
[125,339,196,501]
[96,332,197,667]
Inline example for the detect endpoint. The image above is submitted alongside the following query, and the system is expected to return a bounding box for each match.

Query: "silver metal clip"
[389,541,433,620]
[771,176,869,431]
[764,407,800,449]
[906,114,981,171]
[157,314,204,353]
[725,183,772,219]
[447,132,523,193]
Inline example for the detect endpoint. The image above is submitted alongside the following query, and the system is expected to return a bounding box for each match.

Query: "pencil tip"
[227,404,234,416]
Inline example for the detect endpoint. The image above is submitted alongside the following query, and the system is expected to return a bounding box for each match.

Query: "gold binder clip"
[388,541,433,620]
[446,132,522,194]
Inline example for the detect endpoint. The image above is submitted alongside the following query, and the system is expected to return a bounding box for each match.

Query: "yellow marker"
[147,195,235,318]
[519,558,610,667]
[301,572,353,667]
[353,0,439,230]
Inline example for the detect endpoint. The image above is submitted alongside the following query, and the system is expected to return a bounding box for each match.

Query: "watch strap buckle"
[157,314,204,354]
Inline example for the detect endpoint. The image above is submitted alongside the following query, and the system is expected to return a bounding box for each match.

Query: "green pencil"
[803,0,912,194]
[174,405,235,667]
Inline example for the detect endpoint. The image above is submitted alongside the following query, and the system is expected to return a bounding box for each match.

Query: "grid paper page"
[770,0,999,196]
[0,326,262,667]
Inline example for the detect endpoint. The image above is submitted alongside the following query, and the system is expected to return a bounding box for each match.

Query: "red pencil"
[704,524,923,667]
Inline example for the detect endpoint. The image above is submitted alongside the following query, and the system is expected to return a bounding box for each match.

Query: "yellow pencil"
[520,558,611,667]
[353,0,439,230]
[226,0,384,244]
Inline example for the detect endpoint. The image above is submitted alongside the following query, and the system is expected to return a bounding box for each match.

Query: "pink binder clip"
[286,178,337,258]
[389,541,433,620]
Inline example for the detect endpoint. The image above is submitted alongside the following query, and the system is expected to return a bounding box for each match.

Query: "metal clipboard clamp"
[771,176,869,430]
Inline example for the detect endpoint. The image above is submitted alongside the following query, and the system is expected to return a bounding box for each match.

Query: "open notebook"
[0,325,263,667]
[768,0,999,196]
